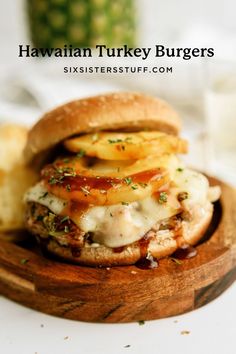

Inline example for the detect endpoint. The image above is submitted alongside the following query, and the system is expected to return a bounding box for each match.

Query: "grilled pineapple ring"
[42,155,181,205]
[64,131,188,161]
[54,154,179,178]
[44,168,170,205]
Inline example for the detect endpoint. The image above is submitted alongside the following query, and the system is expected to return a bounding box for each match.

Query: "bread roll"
[0,124,37,239]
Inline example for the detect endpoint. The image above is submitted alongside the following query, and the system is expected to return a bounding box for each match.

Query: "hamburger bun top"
[25,92,181,163]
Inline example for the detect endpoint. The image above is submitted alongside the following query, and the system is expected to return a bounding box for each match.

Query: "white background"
[1,0,236,71]
[0,1,236,354]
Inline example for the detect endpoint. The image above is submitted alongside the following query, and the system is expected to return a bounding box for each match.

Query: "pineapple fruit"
[26,0,136,48]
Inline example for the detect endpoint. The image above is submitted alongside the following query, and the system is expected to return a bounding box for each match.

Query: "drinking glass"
[204,60,236,184]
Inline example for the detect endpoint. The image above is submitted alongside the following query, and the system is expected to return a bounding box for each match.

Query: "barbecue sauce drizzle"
[134,215,197,269]
[42,163,167,195]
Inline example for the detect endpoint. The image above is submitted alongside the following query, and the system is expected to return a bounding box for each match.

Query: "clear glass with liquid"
[204,61,236,184]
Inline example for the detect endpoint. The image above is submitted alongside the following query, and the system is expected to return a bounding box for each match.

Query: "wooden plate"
[0,177,235,323]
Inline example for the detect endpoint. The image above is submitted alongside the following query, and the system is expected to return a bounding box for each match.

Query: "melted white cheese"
[24,169,218,248]
[173,169,210,208]
[24,182,67,215]
[80,198,179,247]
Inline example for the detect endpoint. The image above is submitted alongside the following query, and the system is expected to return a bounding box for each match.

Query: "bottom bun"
[37,203,213,266]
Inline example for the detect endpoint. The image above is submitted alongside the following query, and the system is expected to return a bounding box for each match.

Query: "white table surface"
[1,282,236,354]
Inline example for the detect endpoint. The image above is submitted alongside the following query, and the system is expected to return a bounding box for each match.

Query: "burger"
[24,92,220,267]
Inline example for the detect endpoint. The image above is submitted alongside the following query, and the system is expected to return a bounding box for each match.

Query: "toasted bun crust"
[42,204,213,266]
[25,92,181,163]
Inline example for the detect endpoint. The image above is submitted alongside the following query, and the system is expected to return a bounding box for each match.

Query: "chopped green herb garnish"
[51,166,76,179]
[131,184,138,190]
[124,177,132,185]
[138,320,145,326]
[158,192,168,204]
[48,176,58,185]
[36,215,44,222]
[59,167,73,173]
[39,192,48,200]
[64,225,69,233]
[43,213,57,233]
[108,138,123,144]
[80,186,90,195]
[48,173,65,184]
[20,258,29,265]
[108,137,133,143]
[125,137,132,142]
[63,168,76,177]
[61,216,69,223]
[177,168,184,172]
[139,182,148,188]
[54,167,63,174]
[121,201,129,206]
[76,149,86,158]
[66,184,71,192]
[63,158,70,163]
[170,257,182,265]
[64,172,76,177]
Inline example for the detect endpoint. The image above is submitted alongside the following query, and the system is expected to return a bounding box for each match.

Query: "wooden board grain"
[0,177,235,323]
